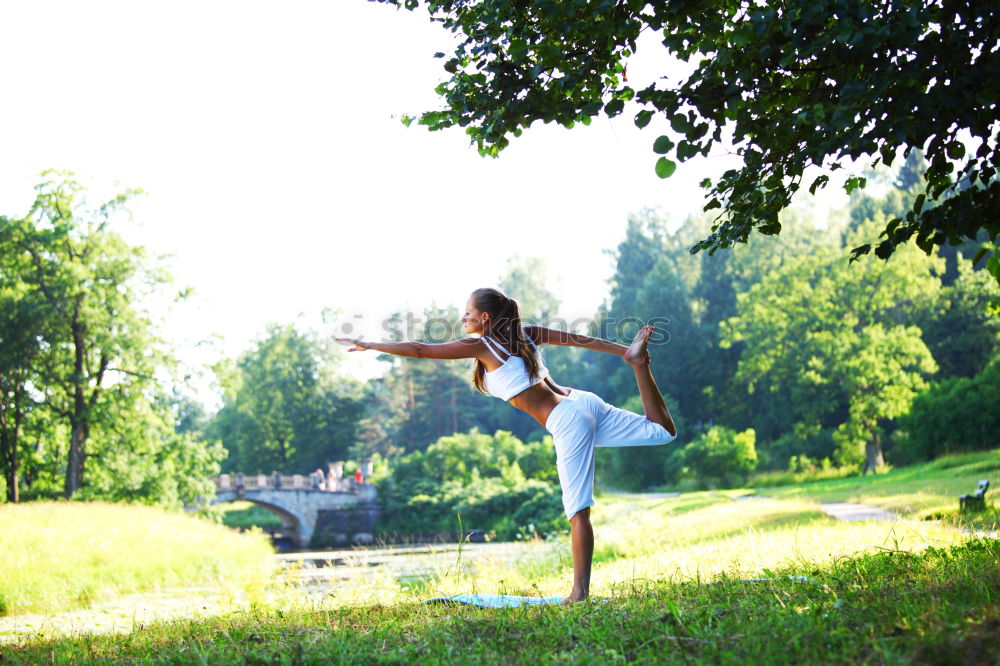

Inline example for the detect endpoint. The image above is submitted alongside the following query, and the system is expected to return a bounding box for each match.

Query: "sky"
[1,1,781,398]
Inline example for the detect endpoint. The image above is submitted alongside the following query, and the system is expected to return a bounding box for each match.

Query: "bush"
[893,359,1000,463]
[375,429,564,539]
[595,395,685,491]
[667,426,758,489]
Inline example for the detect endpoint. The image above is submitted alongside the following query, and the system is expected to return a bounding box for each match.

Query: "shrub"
[374,429,564,539]
[668,426,758,489]
[893,359,1000,463]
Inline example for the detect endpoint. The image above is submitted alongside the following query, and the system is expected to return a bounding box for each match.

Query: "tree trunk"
[1,428,17,503]
[10,383,21,503]
[1,380,22,503]
[65,320,88,498]
[862,433,884,475]
[65,420,87,497]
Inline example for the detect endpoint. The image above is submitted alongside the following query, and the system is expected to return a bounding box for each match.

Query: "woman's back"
[481,334,548,401]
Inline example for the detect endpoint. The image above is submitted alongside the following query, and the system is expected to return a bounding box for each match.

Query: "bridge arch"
[213,491,312,547]
[211,484,380,548]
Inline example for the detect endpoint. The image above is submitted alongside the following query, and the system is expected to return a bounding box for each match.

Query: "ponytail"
[469,288,540,395]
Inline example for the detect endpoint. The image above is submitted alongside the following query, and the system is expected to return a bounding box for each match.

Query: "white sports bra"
[481,334,550,401]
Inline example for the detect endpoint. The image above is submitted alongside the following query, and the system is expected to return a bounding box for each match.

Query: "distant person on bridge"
[337,287,676,603]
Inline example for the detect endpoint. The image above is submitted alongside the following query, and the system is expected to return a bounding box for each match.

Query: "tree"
[2,174,171,498]
[498,255,560,324]
[721,218,940,472]
[211,324,365,473]
[385,0,1000,286]
[1,173,222,506]
[915,260,1000,379]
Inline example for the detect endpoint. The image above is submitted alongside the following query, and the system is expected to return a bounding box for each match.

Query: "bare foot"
[623,325,653,367]
[560,592,588,605]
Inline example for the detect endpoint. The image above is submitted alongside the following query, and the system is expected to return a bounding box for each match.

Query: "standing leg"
[564,508,593,603]
[623,325,676,436]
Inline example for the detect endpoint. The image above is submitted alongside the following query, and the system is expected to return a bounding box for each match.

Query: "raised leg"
[563,507,593,603]
[623,325,676,436]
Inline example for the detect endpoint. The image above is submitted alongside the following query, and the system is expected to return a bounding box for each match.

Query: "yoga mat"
[425,594,564,608]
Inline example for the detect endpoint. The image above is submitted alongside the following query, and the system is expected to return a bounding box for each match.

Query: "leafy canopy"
[383,0,1000,281]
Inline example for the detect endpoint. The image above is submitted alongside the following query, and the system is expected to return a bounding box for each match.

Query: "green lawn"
[760,449,1000,522]
[4,537,996,664]
[0,502,274,616]
[1,453,998,663]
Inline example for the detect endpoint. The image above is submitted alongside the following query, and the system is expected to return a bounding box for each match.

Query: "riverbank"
[0,502,274,616]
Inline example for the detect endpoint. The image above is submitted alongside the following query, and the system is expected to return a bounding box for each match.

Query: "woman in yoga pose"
[337,287,676,602]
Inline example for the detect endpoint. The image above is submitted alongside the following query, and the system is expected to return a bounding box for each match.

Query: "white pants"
[545,389,676,520]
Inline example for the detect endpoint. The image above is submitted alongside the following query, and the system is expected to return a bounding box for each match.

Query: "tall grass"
[0,502,274,615]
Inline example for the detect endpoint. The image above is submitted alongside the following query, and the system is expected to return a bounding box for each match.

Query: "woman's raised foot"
[623,325,653,367]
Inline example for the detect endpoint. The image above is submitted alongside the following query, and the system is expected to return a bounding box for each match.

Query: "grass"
[216,501,284,530]
[1,452,998,662]
[760,449,1000,522]
[3,538,997,664]
[0,502,274,616]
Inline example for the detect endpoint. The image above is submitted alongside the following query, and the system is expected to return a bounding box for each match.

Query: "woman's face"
[461,297,489,335]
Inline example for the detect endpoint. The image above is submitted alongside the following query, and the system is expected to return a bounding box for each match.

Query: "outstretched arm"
[336,337,484,360]
[524,325,627,357]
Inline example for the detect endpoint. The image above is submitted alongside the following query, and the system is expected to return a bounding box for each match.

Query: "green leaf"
[634,109,654,129]
[972,246,989,267]
[913,194,926,213]
[655,157,677,178]
[605,98,625,116]
[844,176,866,195]
[401,115,414,128]
[731,27,753,46]
[809,175,829,195]
[509,39,529,63]
[700,177,712,188]
[947,141,965,160]
[987,255,999,278]
[653,135,674,154]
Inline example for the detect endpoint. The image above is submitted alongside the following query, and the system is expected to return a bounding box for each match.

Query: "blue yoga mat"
[425,594,564,608]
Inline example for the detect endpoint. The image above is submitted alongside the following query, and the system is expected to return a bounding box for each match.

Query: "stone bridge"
[212,472,380,548]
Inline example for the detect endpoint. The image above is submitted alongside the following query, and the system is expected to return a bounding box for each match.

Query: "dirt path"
[818,502,898,522]
[632,491,901,523]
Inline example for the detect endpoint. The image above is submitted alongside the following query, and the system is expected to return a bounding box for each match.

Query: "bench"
[959,480,990,513]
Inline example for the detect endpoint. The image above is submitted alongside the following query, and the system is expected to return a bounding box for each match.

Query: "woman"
[337,287,676,602]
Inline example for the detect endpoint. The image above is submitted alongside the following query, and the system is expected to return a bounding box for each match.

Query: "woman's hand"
[335,337,370,352]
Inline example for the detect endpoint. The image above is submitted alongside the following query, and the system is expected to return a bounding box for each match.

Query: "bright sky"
[0,1,747,395]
